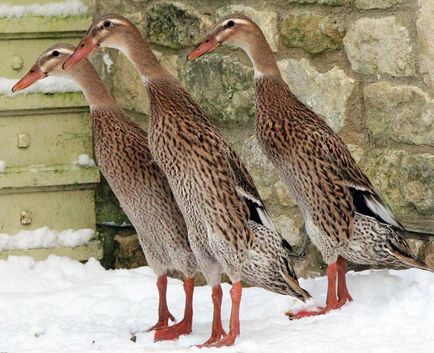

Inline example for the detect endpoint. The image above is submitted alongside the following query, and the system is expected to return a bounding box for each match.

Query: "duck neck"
[242,32,282,80]
[119,29,170,83]
[68,60,118,109]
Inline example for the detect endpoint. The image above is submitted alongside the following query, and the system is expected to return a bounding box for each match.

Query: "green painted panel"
[0,37,85,78]
[0,111,93,167]
[2,0,89,5]
[0,16,92,35]
[0,241,103,261]
[0,188,96,234]
[0,164,100,190]
[0,92,87,110]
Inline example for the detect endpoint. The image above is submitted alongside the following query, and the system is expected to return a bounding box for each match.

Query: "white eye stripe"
[45,48,71,59]
[98,18,124,27]
[227,18,250,26]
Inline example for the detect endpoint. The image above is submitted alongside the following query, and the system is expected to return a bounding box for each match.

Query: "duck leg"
[337,256,353,304]
[291,262,346,319]
[202,281,242,348]
[154,277,195,341]
[197,284,226,347]
[146,274,176,331]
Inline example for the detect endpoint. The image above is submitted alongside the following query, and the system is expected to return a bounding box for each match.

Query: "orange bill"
[187,35,219,61]
[12,64,44,93]
[62,36,96,70]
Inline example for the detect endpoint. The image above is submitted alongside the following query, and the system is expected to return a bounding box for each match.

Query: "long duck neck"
[68,59,118,109]
[242,31,282,80]
[119,29,171,82]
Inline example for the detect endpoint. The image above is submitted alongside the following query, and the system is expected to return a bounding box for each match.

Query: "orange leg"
[337,256,353,304]
[201,282,242,348]
[154,277,195,341]
[292,262,347,319]
[197,284,226,347]
[146,274,176,332]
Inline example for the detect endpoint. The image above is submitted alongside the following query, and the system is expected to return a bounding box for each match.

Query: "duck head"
[12,44,76,92]
[63,13,140,69]
[187,15,261,61]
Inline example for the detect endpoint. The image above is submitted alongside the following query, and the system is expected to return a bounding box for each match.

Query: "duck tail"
[386,236,433,272]
[280,256,311,302]
[386,247,431,271]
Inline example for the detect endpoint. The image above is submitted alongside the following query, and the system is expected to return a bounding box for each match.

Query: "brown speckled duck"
[12,44,198,337]
[189,15,432,318]
[63,14,310,346]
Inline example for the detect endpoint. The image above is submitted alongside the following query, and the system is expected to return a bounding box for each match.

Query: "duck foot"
[288,300,346,320]
[337,256,353,303]
[154,276,195,341]
[196,284,226,347]
[196,327,226,347]
[154,319,192,341]
[199,331,238,348]
[146,313,176,332]
[198,282,241,348]
[287,259,352,320]
[141,274,177,333]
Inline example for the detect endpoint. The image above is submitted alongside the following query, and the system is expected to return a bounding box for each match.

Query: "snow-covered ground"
[0,256,433,353]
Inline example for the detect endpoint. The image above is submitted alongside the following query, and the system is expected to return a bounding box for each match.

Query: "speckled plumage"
[255,74,426,269]
[146,76,309,298]
[65,15,310,344]
[92,105,197,277]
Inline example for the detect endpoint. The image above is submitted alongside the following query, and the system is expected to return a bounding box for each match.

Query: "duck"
[63,14,310,346]
[12,43,198,339]
[188,15,432,318]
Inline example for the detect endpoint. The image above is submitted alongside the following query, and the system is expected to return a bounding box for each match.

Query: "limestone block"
[281,11,343,54]
[180,53,255,124]
[146,1,212,48]
[344,17,416,77]
[364,82,434,146]
[416,0,434,88]
[353,0,402,9]
[278,58,354,132]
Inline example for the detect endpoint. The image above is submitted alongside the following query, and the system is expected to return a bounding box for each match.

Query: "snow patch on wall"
[0,77,80,97]
[102,53,114,74]
[0,0,88,18]
[0,160,5,173]
[77,154,95,167]
[0,227,95,251]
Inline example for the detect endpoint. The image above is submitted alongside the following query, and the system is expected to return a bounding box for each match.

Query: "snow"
[0,0,87,18]
[102,53,114,73]
[77,154,96,167]
[0,256,433,353]
[0,160,5,173]
[0,77,80,97]
[0,227,95,251]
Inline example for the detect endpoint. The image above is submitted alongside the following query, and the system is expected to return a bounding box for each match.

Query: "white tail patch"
[364,194,402,229]
[236,187,276,231]
[257,207,276,232]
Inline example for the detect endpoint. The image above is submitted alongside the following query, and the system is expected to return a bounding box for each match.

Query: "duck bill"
[62,36,96,70]
[187,35,219,61]
[12,64,44,93]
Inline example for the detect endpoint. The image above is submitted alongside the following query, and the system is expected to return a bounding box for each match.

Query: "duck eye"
[52,50,59,57]
[226,20,235,28]
[103,20,111,28]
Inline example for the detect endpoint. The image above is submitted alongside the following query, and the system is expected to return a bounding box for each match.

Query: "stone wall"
[92,0,434,276]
